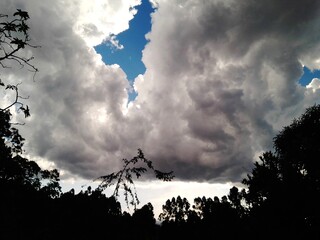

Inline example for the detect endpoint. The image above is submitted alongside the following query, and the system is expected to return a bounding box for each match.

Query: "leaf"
[17,21,29,34]
[2,22,17,32]
[13,9,29,20]
[11,38,26,48]
[22,105,30,118]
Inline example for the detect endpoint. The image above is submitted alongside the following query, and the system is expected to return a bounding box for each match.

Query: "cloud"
[0,0,138,179]
[1,0,320,186]
[307,78,320,92]
[133,0,320,181]
[73,0,142,46]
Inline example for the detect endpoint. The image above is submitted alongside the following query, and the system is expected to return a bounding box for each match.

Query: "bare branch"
[11,122,25,126]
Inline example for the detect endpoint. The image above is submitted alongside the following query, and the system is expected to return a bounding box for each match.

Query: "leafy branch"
[95,148,174,210]
[0,9,39,120]
[0,82,30,118]
[0,9,39,73]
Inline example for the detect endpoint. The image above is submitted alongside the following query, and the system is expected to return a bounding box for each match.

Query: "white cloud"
[73,0,141,46]
[103,35,124,50]
[307,78,320,92]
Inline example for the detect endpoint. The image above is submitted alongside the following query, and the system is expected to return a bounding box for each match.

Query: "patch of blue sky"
[95,0,318,100]
[94,0,155,102]
[299,66,320,86]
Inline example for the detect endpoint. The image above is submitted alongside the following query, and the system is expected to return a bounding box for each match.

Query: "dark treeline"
[1,9,320,240]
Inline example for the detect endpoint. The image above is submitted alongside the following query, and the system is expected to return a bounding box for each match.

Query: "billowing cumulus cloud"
[0,0,140,179]
[1,0,320,185]
[133,0,320,181]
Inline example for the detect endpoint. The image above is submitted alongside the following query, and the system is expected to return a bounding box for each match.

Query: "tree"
[159,196,191,224]
[242,104,320,239]
[274,104,320,185]
[96,148,174,210]
[131,203,157,239]
[228,186,246,217]
[0,9,35,155]
[0,9,61,196]
[158,196,195,240]
[132,202,156,225]
[159,195,241,240]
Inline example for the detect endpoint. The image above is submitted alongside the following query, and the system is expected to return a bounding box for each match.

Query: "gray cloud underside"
[1,0,320,183]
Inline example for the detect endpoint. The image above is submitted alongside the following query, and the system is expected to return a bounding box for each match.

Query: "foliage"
[96,148,174,210]
[243,104,320,203]
[242,104,320,238]
[131,203,157,239]
[274,104,320,183]
[0,9,38,71]
[0,9,39,117]
[159,196,191,223]
[228,186,247,216]
[158,195,241,240]
[242,151,282,207]
[0,9,61,198]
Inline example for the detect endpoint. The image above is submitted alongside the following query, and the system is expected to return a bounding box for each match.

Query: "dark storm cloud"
[1,0,320,183]
[137,0,320,182]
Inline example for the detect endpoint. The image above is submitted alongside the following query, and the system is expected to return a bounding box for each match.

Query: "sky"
[1,0,320,216]
[94,0,155,102]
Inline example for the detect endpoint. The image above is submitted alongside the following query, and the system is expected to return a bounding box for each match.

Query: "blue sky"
[95,0,155,102]
[299,66,320,86]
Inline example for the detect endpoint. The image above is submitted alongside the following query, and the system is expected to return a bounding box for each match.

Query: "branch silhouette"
[96,148,174,210]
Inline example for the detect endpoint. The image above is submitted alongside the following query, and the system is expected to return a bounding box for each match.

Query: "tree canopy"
[242,104,320,239]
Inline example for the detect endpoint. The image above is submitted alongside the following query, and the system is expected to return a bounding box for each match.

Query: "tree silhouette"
[96,148,174,210]
[159,195,241,240]
[228,186,247,217]
[242,104,320,239]
[0,9,60,196]
[159,196,191,224]
[0,11,63,239]
[131,203,157,239]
